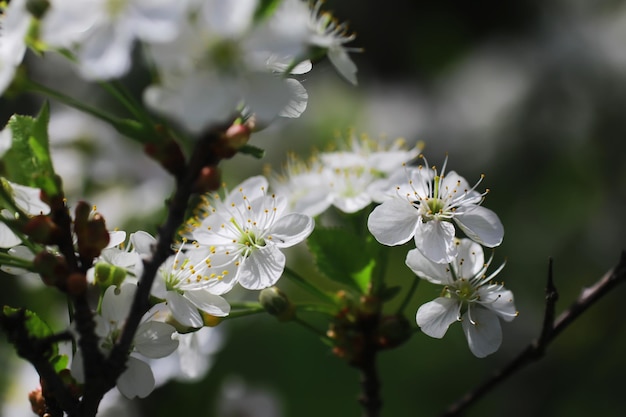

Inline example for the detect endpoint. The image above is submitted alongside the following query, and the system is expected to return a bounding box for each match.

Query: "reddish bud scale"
[143,138,186,177]
[74,203,110,261]
[375,314,412,350]
[28,387,46,417]
[193,165,222,193]
[224,123,251,150]
[66,273,87,296]
[33,251,69,288]
[22,215,61,245]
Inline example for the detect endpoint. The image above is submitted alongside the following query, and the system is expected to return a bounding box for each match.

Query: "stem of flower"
[396,277,420,315]
[283,266,337,305]
[226,307,266,319]
[97,81,146,123]
[296,303,337,316]
[293,315,333,343]
[24,80,123,127]
[0,252,35,270]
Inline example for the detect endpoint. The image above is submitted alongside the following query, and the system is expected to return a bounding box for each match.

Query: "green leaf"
[2,102,61,197]
[50,354,69,373]
[307,227,378,294]
[2,306,57,357]
[254,0,283,21]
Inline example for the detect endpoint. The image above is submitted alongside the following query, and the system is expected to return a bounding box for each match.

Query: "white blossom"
[367,157,504,264]
[152,248,231,328]
[0,0,29,94]
[191,176,314,290]
[0,179,50,248]
[40,0,187,80]
[408,239,517,357]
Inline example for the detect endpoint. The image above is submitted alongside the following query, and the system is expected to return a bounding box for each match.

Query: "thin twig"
[441,251,626,417]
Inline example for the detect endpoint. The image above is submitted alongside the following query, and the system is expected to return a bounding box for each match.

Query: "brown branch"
[441,251,626,417]
[357,350,382,417]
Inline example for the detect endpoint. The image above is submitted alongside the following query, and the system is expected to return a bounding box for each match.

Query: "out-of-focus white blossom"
[0,0,29,94]
[40,0,187,80]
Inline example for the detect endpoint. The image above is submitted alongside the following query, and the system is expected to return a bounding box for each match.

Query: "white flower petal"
[0,222,22,248]
[116,357,155,399]
[226,176,269,207]
[416,297,459,339]
[269,213,314,248]
[77,24,134,80]
[130,231,156,256]
[279,78,308,119]
[8,182,50,215]
[102,284,136,323]
[477,287,517,322]
[166,292,203,328]
[405,249,453,285]
[367,199,419,246]
[455,239,485,277]
[462,307,502,358]
[107,231,127,248]
[414,220,456,264]
[327,48,358,85]
[185,289,231,317]
[134,321,178,359]
[454,205,504,248]
[238,246,285,290]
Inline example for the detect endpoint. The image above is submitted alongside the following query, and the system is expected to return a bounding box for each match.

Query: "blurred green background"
[2,0,626,416]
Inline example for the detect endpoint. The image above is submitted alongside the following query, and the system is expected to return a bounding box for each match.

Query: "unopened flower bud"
[28,387,45,417]
[33,251,68,288]
[259,287,295,321]
[144,137,186,177]
[376,314,412,349]
[93,263,127,289]
[67,272,87,296]
[193,165,221,193]
[22,214,61,244]
[74,203,110,261]
[223,123,251,151]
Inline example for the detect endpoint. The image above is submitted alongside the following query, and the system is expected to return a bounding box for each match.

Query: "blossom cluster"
[0,0,359,132]
[267,131,516,356]
[365,155,517,357]
[0,171,313,398]
[269,132,421,216]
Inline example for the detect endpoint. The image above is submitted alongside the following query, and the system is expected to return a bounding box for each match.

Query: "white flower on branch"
[408,238,517,358]
[152,248,231,328]
[191,176,314,291]
[367,157,503,264]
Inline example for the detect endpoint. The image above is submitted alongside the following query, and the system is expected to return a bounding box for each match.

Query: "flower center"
[238,230,265,252]
[106,0,127,17]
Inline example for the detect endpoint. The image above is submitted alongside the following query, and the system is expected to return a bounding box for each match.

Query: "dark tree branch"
[441,251,626,417]
[0,310,79,415]
[357,350,382,417]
